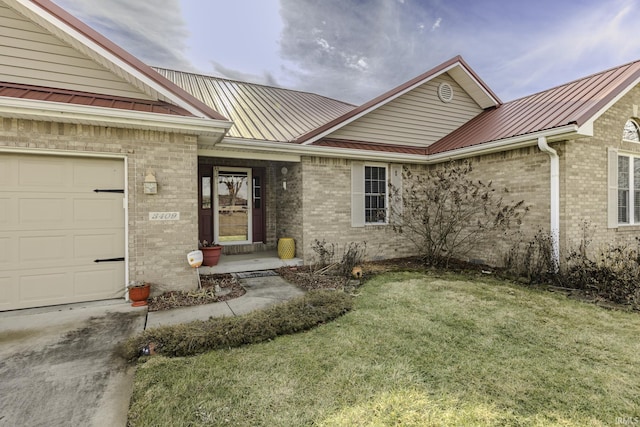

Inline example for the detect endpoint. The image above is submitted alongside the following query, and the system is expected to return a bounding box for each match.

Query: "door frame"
[214,166,253,245]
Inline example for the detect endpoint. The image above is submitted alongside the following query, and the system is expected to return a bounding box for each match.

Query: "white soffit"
[448,66,499,109]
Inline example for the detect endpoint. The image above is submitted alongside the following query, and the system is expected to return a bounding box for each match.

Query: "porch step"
[198,251,303,275]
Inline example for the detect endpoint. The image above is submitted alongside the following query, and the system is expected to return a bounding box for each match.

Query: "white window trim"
[610,150,640,227]
[364,163,389,225]
[622,119,640,143]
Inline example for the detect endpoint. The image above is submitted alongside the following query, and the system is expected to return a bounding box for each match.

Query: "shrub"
[310,240,367,280]
[390,161,527,267]
[564,243,640,306]
[121,290,353,360]
[503,230,556,284]
[504,221,640,307]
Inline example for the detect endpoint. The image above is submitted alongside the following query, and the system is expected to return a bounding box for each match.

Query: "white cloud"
[316,38,334,52]
[431,17,442,32]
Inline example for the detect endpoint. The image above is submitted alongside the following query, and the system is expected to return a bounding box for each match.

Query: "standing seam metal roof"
[428,60,640,155]
[154,68,356,142]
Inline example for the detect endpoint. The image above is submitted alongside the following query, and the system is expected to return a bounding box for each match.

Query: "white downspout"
[537,136,560,272]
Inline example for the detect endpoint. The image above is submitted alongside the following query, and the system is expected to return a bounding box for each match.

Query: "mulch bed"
[147,274,245,312]
[145,257,492,312]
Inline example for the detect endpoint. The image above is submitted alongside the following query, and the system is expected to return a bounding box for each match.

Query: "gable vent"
[438,82,454,103]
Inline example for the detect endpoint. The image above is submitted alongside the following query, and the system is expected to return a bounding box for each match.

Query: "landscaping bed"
[147,274,245,312]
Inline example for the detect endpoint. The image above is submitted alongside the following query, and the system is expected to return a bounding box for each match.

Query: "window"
[351,163,400,227]
[623,120,640,142]
[365,165,387,223]
[616,155,640,224]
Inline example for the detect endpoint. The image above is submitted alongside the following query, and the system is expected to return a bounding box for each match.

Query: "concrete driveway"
[0,301,146,427]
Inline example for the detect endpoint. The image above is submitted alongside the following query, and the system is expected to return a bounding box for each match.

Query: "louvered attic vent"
[438,82,453,103]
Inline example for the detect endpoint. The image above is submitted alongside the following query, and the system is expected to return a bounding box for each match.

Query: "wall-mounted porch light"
[281,166,288,190]
[143,169,158,194]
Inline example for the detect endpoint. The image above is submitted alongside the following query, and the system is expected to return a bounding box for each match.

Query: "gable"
[0,3,152,100]
[326,73,483,147]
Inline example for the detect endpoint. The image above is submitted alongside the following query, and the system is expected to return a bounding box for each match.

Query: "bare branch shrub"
[390,161,528,267]
[337,241,367,278]
[310,240,367,280]
[310,239,336,269]
[503,230,555,283]
[563,221,640,306]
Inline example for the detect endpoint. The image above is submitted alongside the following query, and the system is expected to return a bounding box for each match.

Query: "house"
[2,0,639,311]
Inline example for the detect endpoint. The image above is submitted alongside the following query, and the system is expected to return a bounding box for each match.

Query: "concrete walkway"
[146,273,305,329]
[0,271,303,427]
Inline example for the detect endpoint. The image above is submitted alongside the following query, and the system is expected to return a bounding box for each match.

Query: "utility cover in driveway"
[0,154,125,311]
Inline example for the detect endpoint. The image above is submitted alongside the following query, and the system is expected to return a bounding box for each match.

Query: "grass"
[128,272,640,426]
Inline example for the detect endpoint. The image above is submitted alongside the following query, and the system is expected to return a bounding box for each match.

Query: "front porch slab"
[198,250,303,274]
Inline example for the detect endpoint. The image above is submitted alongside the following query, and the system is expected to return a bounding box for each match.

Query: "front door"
[215,168,251,244]
[199,163,265,246]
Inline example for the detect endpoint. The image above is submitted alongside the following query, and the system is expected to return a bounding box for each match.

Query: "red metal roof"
[428,59,640,155]
[0,81,195,116]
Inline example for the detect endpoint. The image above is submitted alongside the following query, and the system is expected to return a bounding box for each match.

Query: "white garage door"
[0,153,125,311]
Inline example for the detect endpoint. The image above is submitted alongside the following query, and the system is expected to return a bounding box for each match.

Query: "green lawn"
[128,272,640,426]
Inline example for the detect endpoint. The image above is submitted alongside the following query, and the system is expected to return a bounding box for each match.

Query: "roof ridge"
[152,66,356,107]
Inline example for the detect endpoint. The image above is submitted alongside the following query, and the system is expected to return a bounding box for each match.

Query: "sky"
[53,0,640,105]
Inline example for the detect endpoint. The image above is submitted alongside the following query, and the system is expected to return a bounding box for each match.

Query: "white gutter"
[537,136,560,272]
[0,97,232,137]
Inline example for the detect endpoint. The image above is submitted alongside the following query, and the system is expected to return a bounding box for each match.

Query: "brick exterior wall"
[299,157,414,264]
[562,85,640,258]
[298,148,552,267]
[458,147,552,265]
[276,162,304,256]
[0,118,199,294]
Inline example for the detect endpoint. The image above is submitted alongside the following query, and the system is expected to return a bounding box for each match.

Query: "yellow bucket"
[278,238,295,259]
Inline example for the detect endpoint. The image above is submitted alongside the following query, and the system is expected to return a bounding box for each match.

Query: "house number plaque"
[149,212,180,221]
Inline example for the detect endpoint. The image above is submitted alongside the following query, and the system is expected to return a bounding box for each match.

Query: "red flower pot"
[129,284,150,307]
[202,246,223,266]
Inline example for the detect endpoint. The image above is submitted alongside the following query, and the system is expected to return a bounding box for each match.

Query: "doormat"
[234,270,279,279]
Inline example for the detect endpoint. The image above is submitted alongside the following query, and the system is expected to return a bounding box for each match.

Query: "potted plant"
[128,282,151,307]
[199,240,223,266]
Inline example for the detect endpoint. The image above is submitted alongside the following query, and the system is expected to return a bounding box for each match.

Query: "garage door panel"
[0,237,9,264]
[20,271,73,302]
[19,158,68,187]
[0,157,15,185]
[0,198,10,225]
[0,153,125,311]
[0,276,17,309]
[73,198,121,222]
[74,267,125,299]
[19,235,69,263]
[20,197,66,224]
[74,233,121,259]
[73,160,123,189]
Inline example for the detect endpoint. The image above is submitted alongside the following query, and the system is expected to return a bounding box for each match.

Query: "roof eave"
[427,124,585,162]
[0,97,232,138]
